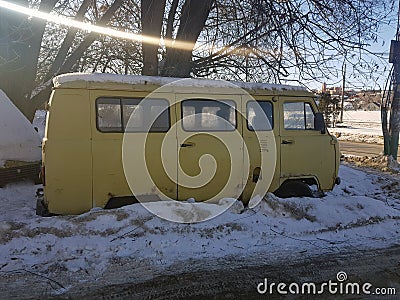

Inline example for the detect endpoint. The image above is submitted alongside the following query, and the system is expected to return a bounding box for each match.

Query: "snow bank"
[53,73,307,91]
[343,154,400,174]
[0,90,42,166]
[0,165,399,296]
[328,110,383,144]
[141,198,244,223]
[342,111,381,123]
[331,132,384,144]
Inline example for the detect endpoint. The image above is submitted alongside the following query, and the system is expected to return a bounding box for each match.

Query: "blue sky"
[280,7,398,91]
[327,11,397,91]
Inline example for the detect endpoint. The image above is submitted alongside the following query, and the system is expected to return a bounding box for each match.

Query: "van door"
[175,95,244,201]
[241,97,279,201]
[44,89,93,215]
[91,91,177,207]
[279,98,337,190]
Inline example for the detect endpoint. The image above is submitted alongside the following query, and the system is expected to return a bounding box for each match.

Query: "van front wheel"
[273,180,313,198]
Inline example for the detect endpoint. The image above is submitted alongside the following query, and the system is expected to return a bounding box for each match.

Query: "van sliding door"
[175,94,244,202]
[91,90,178,207]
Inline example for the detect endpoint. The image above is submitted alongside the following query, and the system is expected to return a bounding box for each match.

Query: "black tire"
[273,180,313,198]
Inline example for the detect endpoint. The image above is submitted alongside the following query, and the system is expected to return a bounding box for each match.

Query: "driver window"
[284,102,315,130]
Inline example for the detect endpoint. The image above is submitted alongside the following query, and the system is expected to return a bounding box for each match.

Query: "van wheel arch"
[273,179,314,198]
[105,196,139,209]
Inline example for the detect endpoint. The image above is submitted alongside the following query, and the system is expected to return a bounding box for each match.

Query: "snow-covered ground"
[0,164,399,296]
[328,110,383,144]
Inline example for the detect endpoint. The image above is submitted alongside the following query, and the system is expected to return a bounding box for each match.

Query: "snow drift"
[0,90,41,166]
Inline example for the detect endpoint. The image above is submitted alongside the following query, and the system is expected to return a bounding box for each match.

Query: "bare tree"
[0,0,127,121]
[0,0,395,122]
[138,0,394,84]
[191,0,394,83]
[141,0,166,76]
[382,64,400,160]
[161,0,214,77]
[0,0,57,119]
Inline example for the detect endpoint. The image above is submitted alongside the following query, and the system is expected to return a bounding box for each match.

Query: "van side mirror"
[314,113,326,134]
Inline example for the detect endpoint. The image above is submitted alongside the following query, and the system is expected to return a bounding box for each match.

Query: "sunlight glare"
[0,0,195,51]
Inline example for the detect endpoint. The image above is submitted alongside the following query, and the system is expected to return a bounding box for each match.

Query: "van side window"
[97,98,122,132]
[123,98,170,132]
[96,98,170,132]
[283,102,315,130]
[122,99,143,130]
[182,99,236,131]
[247,101,273,131]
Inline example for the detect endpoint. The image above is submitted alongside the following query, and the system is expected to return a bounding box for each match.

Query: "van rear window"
[97,99,122,132]
[96,98,170,132]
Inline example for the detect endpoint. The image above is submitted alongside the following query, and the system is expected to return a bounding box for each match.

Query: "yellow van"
[36,73,340,216]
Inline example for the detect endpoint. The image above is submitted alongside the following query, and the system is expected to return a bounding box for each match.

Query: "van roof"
[53,73,310,95]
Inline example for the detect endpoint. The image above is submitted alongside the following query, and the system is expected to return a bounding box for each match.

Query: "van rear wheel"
[274,180,313,198]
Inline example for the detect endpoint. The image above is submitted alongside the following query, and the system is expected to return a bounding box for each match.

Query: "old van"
[37,73,340,216]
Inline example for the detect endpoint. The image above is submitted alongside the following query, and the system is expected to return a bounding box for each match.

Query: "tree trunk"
[389,71,400,160]
[382,106,390,155]
[165,0,179,47]
[24,0,58,91]
[161,0,214,77]
[141,0,166,76]
[58,0,125,74]
[0,2,27,116]
[42,0,92,82]
[29,0,125,118]
[0,0,57,122]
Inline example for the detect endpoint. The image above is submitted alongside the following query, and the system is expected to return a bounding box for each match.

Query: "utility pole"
[339,61,346,123]
[387,0,400,160]
[389,43,400,160]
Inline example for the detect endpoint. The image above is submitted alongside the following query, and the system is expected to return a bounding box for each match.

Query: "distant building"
[320,85,342,96]
[317,85,382,111]
[322,82,327,93]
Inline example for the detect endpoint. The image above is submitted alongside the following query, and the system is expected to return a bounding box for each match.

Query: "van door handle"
[282,140,294,145]
[180,143,195,148]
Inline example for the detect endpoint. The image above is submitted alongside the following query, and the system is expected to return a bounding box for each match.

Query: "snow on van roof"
[53,73,308,92]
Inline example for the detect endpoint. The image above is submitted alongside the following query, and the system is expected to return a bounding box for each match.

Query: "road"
[339,140,400,159]
[54,246,400,299]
